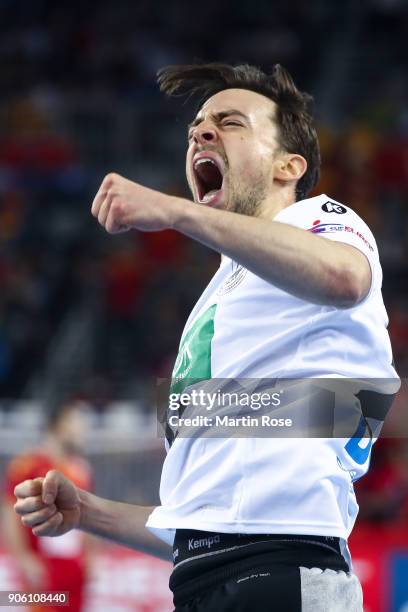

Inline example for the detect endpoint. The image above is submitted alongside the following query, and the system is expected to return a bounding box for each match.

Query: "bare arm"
[78,490,170,560]
[13,471,171,562]
[91,174,372,308]
[171,201,371,307]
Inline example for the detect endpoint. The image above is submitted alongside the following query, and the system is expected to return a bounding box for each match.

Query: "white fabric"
[146,194,399,548]
[300,567,363,611]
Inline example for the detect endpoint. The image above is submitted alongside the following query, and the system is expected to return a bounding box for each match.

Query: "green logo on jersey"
[171,304,216,395]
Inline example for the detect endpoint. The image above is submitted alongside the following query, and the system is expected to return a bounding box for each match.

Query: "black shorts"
[170,530,362,612]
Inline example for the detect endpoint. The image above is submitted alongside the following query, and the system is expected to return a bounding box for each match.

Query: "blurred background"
[0,0,407,610]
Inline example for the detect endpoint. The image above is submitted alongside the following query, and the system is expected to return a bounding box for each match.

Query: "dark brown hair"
[157,63,321,201]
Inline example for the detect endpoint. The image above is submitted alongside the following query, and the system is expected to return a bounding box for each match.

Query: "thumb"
[42,470,61,505]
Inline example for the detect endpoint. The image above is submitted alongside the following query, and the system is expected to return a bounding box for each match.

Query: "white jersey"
[146,194,399,549]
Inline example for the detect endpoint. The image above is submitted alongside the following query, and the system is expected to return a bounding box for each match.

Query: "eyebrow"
[188,109,250,131]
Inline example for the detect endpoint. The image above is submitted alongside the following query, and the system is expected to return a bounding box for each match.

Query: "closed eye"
[187,118,244,142]
[222,120,243,127]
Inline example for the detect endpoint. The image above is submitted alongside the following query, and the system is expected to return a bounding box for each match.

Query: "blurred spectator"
[1,399,95,612]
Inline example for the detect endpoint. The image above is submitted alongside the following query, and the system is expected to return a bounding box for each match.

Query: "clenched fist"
[91,172,180,234]
[14,470,81,537]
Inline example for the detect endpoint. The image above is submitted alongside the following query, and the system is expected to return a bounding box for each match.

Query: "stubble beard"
[226,171,268,218]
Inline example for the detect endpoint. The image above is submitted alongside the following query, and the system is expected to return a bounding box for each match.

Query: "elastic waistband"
[170,531,349,607]
[173,528,343,567]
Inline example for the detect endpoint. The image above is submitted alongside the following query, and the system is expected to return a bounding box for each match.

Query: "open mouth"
[193,155,224,205]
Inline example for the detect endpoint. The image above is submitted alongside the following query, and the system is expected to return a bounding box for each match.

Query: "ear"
[274,153,307,184]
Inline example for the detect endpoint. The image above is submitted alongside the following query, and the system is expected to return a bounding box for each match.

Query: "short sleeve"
[276,195,381,298]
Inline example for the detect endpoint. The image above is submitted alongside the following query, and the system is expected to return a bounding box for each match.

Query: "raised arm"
[171,198,371,307]
[13,470,171,561]
[91,173,371,308]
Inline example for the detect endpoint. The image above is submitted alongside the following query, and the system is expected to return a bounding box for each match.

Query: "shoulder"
[276,194,377,253]
[277,194,360,221]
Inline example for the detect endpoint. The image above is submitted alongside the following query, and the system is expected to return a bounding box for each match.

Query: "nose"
[192,124,218,145]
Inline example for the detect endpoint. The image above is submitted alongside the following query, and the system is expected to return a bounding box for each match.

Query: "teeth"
[194,157,217,168]
[201,190,219,203]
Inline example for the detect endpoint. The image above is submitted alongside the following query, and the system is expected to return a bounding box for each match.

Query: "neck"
[256,186,297,221]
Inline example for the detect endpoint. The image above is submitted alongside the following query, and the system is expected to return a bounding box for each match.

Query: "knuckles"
[15,496,52,516]
[45,469,59,482]
[110,199,123,217]
[106,201,125,233]
[21,504,57,527]
[14,479,41,498]
[93,172,136,235]
[103,172,119,190]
